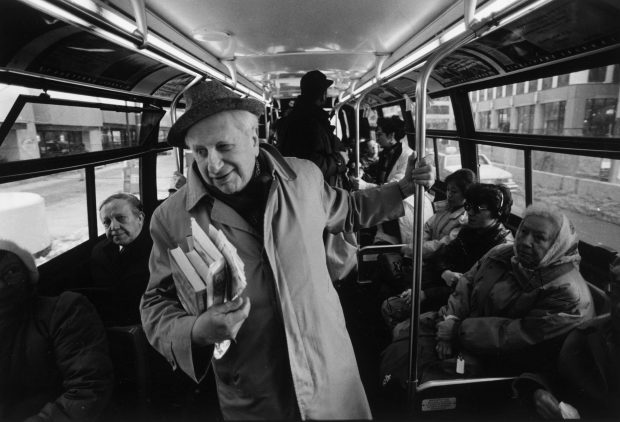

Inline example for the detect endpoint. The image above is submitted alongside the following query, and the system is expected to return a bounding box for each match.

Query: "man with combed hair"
[140,80,434,420]
[90,192,152,325]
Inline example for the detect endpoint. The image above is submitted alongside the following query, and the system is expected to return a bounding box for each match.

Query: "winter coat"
[440,243,595,358]
[276,96,347,188]
[0,292,113,422]
[141,144,406,420]
[421,206,468,259]
[422,222,513,309]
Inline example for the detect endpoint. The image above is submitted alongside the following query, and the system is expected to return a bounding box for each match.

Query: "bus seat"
[106,324,151,408]
[357,244,406,285]
[587,281,611,316]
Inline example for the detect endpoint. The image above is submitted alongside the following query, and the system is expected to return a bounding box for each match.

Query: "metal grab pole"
[354,96,364,178]
[407,0,480,405]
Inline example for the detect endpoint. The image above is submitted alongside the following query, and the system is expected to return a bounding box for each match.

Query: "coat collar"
[184,143,296,212]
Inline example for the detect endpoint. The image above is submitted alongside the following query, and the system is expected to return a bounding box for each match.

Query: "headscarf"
[511,207,580,283]
[0,239,39,284]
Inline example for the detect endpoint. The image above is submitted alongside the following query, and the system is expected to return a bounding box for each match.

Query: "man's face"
[516,215,558,268]
[186,111,259,195]
[100,199,144,246]
[375,126,391,147]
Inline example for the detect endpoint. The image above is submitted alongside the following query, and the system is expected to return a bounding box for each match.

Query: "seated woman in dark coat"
[0,239,114,422]
[383,183,514,332]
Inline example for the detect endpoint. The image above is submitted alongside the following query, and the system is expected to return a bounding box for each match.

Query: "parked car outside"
[440,152,520,191]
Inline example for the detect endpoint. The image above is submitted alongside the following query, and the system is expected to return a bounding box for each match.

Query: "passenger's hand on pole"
[397,151,435,197]
[435,340,453,359]
[533,389,562,419]
[339,150,350,166]
[191,296,251,346]
[349,175,366,190]
[441,270,462,287]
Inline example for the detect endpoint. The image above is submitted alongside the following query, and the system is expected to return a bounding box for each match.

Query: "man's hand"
[435,340,453,359]
[397,151,435,197]
[533,389,562,419]
[339,150,350,166]
[441,270,462,287]
[191,296,251,346]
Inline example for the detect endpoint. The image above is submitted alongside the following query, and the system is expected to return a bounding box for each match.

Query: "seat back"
[587,281,611,316]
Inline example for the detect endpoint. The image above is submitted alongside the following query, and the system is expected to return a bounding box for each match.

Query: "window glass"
[427,96,455,130]
[0,101,142,162]
[583,98,617,136]
[381,105,403,119]
[157,150,180,200]
[532,151,620,251]
[470,64,620,137]
[0,170,87,265]
[433,138,461,181]
[477,145,525,216]
[94,159,140,235]
[497,109,511,132]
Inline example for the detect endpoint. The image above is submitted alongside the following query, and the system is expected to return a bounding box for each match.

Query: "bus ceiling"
[1,0,620,107]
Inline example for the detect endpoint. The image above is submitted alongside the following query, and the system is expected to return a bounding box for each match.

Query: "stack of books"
[168,218,247,316]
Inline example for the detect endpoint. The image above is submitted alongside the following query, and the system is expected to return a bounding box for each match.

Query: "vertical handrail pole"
[407,0,479,405]
[354,96,365,178]
[170,75,203,172]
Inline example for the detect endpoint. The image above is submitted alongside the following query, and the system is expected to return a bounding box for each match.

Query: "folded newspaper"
[168,218,247,359]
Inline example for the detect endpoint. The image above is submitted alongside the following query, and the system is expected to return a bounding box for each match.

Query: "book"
[168,247,207,315]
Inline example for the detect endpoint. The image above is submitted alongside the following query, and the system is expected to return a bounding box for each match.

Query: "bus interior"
[1,0,619,420]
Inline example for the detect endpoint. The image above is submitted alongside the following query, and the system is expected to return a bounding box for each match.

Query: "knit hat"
[167,80,264,148]
[0,239,39,284]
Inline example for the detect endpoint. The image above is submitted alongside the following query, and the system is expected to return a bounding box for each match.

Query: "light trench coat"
[141,144,406,420]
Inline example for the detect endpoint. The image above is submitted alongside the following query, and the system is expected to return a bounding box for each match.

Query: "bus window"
[433,138,461,181]
[477,145,525,215]
[381,105,403,119]
[470,65,620,137]
[94,159,140,235]
[157,150,178,200]
[532,150,620,251]
[427,96,455,130]
[0,170,87,265]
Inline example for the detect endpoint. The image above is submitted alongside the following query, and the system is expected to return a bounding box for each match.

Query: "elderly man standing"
[90,193,152,325]
[140,80,433,420]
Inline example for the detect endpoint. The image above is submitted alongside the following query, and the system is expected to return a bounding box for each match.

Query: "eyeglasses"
[464,203,490,213]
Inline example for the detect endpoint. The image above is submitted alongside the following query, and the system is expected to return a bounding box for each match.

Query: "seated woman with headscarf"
[0,240,113,422]
[422,203,595,378]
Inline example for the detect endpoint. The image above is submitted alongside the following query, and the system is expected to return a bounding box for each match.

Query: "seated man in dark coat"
[0,239,113,422]
[90,193,152,325]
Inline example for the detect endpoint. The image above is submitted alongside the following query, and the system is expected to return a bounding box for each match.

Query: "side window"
[434,138,461,181]
[476,145,525,216]
[470,64,620,137]
[0,170,87,265]
[532,151,620,251]
[157,150,180,200]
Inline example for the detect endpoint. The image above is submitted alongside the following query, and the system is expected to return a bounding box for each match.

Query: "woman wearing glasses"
[384,183,514,333]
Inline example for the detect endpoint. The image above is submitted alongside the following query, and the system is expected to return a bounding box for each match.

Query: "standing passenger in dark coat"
[276,70,349,188]
[90,193,152,326]
[0,239,113,422]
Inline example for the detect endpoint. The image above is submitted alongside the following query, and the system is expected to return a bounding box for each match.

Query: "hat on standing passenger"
[300,70,334,97]
[167,80,264,148]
